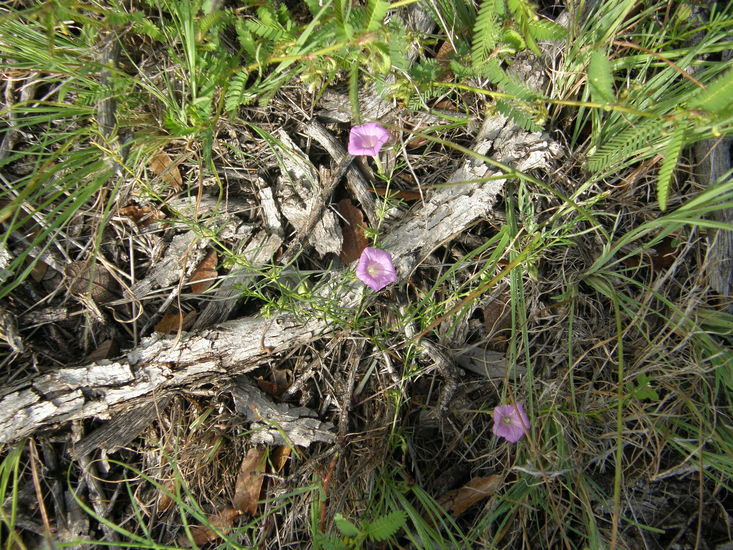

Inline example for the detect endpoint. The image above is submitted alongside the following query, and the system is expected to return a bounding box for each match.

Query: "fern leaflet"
[689,67,733,114]
[365,511,406,542]
[497,99,543,131]
[224,69,250,112]
[657,120,686,211]
[588,118,664,172]
[472,0,500,70]
[526,18,566,41]
[588,49,614,105]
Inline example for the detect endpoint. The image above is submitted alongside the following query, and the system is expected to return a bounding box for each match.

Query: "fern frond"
[471,0,500,70]
[198,10,228,39]
[689,67,733,114]
[496,99,543,131]
[588,49,614,105]
[657,121,686,211]
[481,59,539,101]
[525,18,566,41]
[588,118,664,172]
[387,20,409,72]
[363,0,389,32]
[365,511,406,542]
[224,69,250,112]
[131,18,165,42]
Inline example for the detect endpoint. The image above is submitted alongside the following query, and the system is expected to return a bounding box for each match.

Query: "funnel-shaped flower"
[492,403,530,443]
[348,122,390,157]
[356,247,397,291]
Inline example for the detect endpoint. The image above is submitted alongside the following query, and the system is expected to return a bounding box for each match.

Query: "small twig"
[28,438,54,544]
[319,452,340,532]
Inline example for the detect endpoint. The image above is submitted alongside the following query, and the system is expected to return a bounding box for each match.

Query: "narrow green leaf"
[657,121,686,211]
[588,49,614,105]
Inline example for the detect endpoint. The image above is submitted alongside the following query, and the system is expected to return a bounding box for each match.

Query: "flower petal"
[348,122,390,157]
[355,247,397,291]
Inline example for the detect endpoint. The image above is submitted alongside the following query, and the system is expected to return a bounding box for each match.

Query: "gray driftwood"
[0,112,560,448]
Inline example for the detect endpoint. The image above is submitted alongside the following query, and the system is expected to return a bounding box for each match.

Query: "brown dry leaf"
[622,235,679,271]
[118,204,165,227]
[150,150,183,191]
[272,445,291,473]
[65,261,117,303]
[335,198,368,264]
[188,250,218,294]
[30,260,48,283]
[232,447,267,516]
[483,291,512,346]
[84,339,119,363]
[156,478,177,514]
[154,309,198,334]
[435,40,455,82]
[372,187,423,202]
[437,475,502,516]
[179,507,240,547]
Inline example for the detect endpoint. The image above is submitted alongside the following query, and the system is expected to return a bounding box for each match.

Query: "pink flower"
[492,403,530,443]
[348,122,390,157]
[355,247,397,291]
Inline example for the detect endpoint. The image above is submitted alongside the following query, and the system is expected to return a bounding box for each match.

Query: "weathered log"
[0,113,560,447]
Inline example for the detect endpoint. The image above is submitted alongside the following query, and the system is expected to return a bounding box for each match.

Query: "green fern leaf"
[234,18,256,58]
[525,18,567,41]
[365,511,406,542]
[472,0,500,70]
[588,49,614,105]
[588,118,664,172]
[689,67,733,114]
[387,21,409,72]
[131,18,165,42]
[224,69,250,112]
[657,121,686,211]
[482,59,539,101]
[198,10,227,39]
[496,99,543,131]
[363,0,389,32]
[334,514,361,538]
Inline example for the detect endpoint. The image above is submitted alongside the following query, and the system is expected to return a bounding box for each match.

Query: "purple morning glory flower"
[492,403,530,443]
[348,122,390,157]
[355,247,397,291]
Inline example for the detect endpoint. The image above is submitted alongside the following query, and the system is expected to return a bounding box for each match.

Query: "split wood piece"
[303,120,379,227]
[231,376,335,447]
[694,138,733,300]
[0,112,560,446]
[274,130,342,257]
[73,396,171,457]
